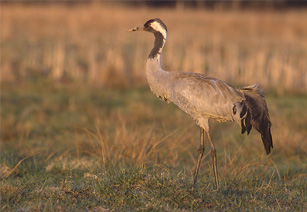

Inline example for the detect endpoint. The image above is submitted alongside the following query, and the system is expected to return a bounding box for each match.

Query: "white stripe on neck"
[151,22,167,40]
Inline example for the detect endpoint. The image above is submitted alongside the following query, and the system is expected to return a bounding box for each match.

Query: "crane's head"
[128,18,167,39]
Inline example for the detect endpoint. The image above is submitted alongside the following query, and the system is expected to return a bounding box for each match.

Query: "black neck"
[148,32,165,59]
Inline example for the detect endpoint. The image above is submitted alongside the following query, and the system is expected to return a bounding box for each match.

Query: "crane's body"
[129,18,273,190]
[147,64,243,124]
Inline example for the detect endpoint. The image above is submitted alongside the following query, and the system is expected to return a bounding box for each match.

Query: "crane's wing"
[169,72,243,122]
[166,72,273,154]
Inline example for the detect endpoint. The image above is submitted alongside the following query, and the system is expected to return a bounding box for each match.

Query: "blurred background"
[1,1,307,93]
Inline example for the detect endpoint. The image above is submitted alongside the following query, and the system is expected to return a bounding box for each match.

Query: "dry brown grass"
[1,79,306,210]
[1,3,307,93]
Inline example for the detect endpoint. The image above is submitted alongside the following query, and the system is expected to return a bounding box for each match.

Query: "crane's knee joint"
[211,149,216,157]
[197,146,204,155]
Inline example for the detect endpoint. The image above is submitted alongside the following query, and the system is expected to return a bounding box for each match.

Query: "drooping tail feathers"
[233,84,273,154]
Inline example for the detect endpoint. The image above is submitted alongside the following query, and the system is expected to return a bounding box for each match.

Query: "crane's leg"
[206,131,219,190]
[193,128,205,185]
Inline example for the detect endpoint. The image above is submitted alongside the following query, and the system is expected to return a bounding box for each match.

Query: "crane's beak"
[128,26,145,32]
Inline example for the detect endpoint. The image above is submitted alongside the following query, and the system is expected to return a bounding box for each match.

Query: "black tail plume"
[240,85,273,154]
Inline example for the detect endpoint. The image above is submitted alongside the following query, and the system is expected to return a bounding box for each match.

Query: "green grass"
[1,80,306,211]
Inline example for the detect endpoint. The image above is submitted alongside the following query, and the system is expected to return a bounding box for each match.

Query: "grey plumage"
[129,18,273,189]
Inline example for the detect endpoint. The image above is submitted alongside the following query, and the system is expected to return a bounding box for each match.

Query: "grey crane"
[128,18,273,190]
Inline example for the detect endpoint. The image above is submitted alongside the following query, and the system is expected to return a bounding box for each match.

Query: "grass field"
[1,3,307,211]
[1,80,307,211]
